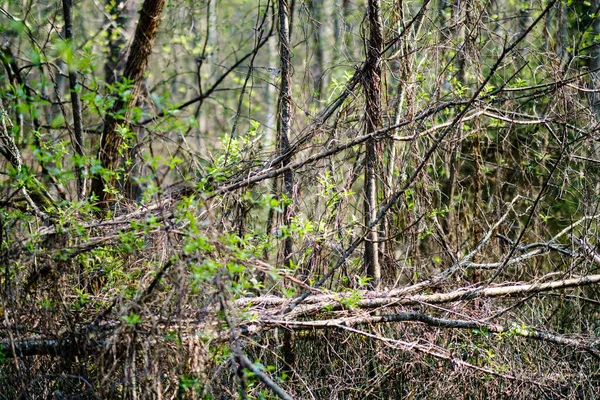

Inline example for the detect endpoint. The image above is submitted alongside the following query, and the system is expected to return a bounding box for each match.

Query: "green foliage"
[122,312,142,326]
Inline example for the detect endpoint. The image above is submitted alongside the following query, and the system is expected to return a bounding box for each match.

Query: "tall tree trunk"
[104,0,140,202]
[278,0,296,378]
[278,0,294,269]
[61,0,86,200]
[364,0,383,290]
[591,0,600,120]
[588,1,600,219]
[91,0,166,207]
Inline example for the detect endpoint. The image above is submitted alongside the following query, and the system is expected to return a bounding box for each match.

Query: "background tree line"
[2,0,600,398]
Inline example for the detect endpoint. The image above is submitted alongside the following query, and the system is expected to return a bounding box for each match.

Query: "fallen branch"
[236,273,600,317]
[249,312,600,358]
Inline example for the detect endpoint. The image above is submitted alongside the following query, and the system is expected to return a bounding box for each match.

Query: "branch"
[235,273,600,317]
[213,100,463,197]
[250,312,599,358]
[239,354,294,400]
[138,16,275,126]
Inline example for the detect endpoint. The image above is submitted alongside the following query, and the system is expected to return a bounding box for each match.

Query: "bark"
[364,0,383,289]
[591,0,600,120]
[237,273,600,312]
[278,0,294,270]
[278,0,296,378]
[62,0,86,200]
[91,0,166,206]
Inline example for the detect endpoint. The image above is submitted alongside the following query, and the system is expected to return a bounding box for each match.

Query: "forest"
[1,0,600,398]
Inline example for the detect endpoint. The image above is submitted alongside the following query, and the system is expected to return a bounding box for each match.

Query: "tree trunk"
[364,0,383,290]
[278,0,296,378]
[278,0,294,269]
[62,0,86,200]
[591,0,600,120]
[91,0,166,207]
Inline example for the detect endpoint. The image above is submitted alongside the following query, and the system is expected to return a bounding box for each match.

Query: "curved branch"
[252,312,600,358]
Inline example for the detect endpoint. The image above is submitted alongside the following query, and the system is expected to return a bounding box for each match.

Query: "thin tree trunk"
[591,0,600,119]
[278,0,296,378]
[263,36,279,266]
[588,1,600,220]
[61,0,86,200]
[91,0,166,206]
[278,0,294,269]
[364,0,383,290]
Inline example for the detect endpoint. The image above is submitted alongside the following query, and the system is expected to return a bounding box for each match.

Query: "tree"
[364,0,383,289]
[91,0,166,207]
